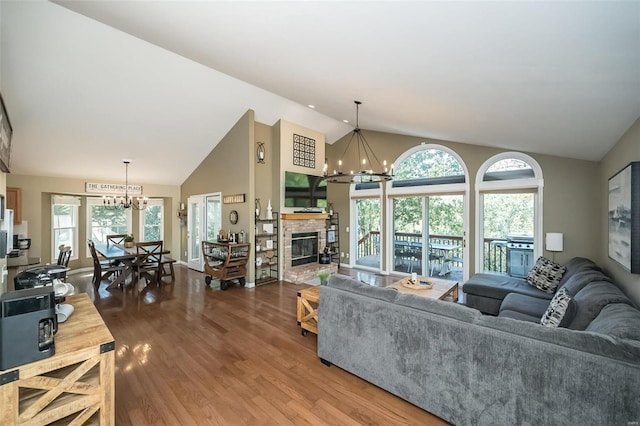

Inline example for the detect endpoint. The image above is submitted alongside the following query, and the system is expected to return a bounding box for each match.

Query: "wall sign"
[293,133,315,169]
[223,193,246,204]
[85,182,143,195]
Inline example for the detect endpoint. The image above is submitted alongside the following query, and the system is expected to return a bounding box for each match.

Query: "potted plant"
[124,234,135,248]
[318,270,330,286]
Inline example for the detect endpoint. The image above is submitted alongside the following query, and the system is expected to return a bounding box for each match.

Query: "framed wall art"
[292,134,315,169]
[0,94,13,173]
[608,161,640,273]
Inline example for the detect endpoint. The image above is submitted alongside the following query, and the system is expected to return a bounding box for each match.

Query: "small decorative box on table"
[0,293,115,425]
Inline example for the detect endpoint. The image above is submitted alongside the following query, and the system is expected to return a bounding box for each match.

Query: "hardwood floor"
[66,266,449,425]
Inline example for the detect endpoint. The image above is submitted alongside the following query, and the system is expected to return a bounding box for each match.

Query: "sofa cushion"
[559,268,611,295]
[394,292,480,323]
[327,273,399,304]
[527,256,566,293]
[498,309,540,323]
[463,273,553,301]
[568,281,633,330]
[500,293,550,317]
[558,257,602,287]
[540,288,576,328]
[585,303,640,341]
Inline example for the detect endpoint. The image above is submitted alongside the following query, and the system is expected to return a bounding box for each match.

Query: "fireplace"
[282,214,336,284]
[291,232,318,266]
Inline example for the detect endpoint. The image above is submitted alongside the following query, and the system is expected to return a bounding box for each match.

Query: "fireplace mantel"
[281,213,329,220]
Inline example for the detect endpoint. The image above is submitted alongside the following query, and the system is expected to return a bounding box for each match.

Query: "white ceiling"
[1,1,639,186]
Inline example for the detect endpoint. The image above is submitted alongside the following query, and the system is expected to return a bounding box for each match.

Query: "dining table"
[94,243,138,289]
[94,243,170,290]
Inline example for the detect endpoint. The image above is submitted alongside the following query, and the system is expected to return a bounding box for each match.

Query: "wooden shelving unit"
[255,212,278,286]
[326,212,340,266]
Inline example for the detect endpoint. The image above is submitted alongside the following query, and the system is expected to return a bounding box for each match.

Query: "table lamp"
[545,232,564,261]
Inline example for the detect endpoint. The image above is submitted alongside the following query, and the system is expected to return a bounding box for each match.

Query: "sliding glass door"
[354,198,382,270]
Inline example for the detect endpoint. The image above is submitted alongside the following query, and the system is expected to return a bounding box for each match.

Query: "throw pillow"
[540,287,575,328]
[527,256,566,293]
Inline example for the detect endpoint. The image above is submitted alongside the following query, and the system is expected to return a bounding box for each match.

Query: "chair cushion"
[527,256,566,293]
[540,287,576,328]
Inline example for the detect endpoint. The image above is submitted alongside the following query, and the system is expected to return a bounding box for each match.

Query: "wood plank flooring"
[66,266,449,425]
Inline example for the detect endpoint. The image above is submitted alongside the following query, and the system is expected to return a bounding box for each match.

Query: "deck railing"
[356,231,508,273]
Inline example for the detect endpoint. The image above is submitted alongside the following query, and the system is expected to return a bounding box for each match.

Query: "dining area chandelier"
[103,160,148,210]
[323,101,393,184]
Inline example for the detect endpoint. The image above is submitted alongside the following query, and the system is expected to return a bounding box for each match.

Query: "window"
[387,145,468,280]
[52,195,80,262]
[392,147,465,187]
[475,153,543,275]
[86,197,131,252]
[139,199,164,242]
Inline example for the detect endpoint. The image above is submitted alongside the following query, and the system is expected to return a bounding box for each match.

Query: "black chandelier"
[323,101,393,184]
[103,160,148,210]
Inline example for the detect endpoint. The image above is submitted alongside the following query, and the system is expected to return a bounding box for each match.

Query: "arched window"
[475,153,544,277]
[392,148,465,187]
[379,145,469,281]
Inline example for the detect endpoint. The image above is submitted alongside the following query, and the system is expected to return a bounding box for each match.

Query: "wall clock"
[229,210,238,224]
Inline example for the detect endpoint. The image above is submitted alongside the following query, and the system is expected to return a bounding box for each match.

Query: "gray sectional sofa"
[317,266,640,425]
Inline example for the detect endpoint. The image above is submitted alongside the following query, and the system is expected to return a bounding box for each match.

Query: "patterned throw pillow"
[527,256,566,293]
[540,287,574,328]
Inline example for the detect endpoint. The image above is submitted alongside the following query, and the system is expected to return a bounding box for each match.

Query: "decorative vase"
[125,242,134,248]
[266,199,273,219]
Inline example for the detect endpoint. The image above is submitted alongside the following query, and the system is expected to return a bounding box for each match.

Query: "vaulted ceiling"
[1,1,638,185]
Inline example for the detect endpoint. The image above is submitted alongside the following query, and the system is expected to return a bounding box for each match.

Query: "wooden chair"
[106,234,127,246]
[135,241,164,286]
[50,245,72,281]
[87,240,125,288]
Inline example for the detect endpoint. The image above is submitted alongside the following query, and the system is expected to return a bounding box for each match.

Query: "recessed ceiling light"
[343,120,349,123]
[308,104,315,109]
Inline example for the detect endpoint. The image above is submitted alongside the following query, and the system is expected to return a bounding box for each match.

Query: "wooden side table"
[297,286,320,336]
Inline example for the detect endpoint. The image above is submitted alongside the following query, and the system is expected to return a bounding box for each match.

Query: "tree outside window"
[87,198,131,246]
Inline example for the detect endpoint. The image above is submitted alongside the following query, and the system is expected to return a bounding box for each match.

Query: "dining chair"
[87,239,126,288]
[50,245,72,281]
[135,241,164,286]
[106,234,127,246]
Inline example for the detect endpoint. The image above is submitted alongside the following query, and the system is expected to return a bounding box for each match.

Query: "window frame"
[385,144,470,280]
[474,152,544,274]
[51,195,81,263]
[138,199,164,242]
[85,197,132,257]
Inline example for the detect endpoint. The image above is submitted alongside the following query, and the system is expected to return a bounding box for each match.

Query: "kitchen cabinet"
[6,187,22,224]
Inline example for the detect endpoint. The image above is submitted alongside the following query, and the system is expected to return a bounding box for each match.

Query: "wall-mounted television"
[284,171,327,209]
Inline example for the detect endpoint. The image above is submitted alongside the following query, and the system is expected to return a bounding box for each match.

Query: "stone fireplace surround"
[282,214,337,284]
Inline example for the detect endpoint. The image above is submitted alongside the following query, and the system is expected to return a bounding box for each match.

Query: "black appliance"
[0,287,56,370]
[506,233,534,278]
